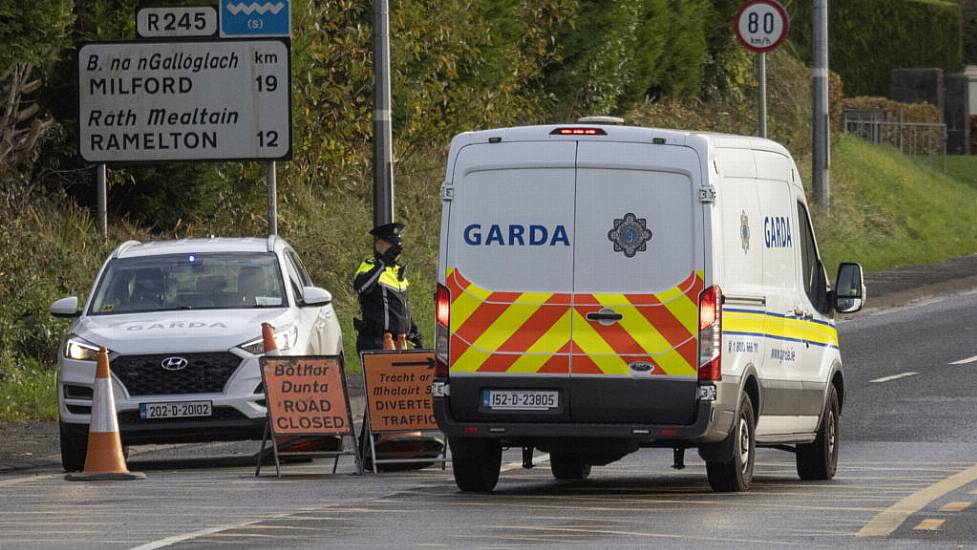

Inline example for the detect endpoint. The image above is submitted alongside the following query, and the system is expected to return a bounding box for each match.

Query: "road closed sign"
[77,40,291,163]
[260,356,353,436]
[734,0,789,53]
[362,351,438,432]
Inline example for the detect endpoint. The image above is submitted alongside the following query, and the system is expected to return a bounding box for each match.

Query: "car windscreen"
[88,252,287,315]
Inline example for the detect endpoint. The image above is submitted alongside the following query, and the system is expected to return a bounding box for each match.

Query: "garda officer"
[353,222,422,354]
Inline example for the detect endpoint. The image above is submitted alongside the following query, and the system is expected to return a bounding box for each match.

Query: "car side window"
[283,255,306,305]
[796,202,820,307]
[286,250,313,286]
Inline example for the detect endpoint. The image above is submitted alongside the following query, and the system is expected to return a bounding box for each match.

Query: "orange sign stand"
[360,350,447,472]
[255,355,361,477]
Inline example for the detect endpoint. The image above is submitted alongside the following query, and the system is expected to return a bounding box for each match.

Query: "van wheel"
[550,453,591,480]
[796,386,840,480]
[449,437,502,492]
[59,420,88,473]
[706,394,755,492]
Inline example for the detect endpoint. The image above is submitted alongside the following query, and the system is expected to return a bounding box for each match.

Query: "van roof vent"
[577,115,625,125]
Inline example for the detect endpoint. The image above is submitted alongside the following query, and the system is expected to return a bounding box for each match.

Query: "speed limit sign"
[734,0,789,53]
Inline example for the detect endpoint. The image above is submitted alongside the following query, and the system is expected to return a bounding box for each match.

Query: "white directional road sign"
[78,40,291,163]
[734,0,789,53]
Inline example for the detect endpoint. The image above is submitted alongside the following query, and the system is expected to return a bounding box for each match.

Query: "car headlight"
[238,325,297,354]
[64,336,101,361]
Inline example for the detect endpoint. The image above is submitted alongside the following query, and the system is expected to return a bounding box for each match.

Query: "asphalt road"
[2,290,977,549]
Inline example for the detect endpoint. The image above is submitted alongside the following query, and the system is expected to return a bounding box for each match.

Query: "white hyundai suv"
[50,236,342,471]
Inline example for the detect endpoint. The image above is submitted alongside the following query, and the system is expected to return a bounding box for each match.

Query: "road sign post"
[734,0,789,139]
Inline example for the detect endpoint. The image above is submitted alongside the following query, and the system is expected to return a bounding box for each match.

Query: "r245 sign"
[734,0,790,53]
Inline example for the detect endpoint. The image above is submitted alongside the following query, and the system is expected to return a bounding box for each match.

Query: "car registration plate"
[483,390,558,411]
[139,401,212,419]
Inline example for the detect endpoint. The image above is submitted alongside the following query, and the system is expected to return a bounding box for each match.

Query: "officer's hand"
[381,244,402,264]
[409,333,423,348]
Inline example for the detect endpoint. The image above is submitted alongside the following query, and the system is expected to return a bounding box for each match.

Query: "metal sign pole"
[267,161,278,236]
[96,163,107,238]
[812,0,830,210]
[372,0,394,227]
[758,52,768,138]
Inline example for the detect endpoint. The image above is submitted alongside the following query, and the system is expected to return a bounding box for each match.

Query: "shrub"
[784,0,963,97]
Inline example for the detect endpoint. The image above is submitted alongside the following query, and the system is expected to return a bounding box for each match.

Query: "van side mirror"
[833,262,865,313]
[51,296,81,318]
[301,286,332,307]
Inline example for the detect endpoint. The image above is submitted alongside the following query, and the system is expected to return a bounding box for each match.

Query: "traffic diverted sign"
[362,351,438,432]
[734,0,789,53]
[77,40,291,163]
[221,1,291,38]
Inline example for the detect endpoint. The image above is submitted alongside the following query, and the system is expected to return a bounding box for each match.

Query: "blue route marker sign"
[220,1,291,38]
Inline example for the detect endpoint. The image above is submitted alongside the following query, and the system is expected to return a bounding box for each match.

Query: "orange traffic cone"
[262,322,280,356]
[66,347,145,481]
[383,332,395,350]
[396,334,408,350]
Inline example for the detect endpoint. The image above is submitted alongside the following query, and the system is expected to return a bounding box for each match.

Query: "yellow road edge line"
[0,474,57,488]
[939,500,971,512]
[912,519,944,531]
[856,462,977,537]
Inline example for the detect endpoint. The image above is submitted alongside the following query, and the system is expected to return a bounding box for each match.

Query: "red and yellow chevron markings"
[445,268,702,377]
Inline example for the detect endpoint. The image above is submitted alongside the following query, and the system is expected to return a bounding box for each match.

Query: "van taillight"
[698,285,722,382]
[435,283,450,379]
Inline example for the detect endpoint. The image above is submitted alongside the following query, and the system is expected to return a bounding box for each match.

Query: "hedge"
[784,0,962,97]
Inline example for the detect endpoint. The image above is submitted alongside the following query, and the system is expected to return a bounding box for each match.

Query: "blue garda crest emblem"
[740,210,750,253]
[607,213,653,258]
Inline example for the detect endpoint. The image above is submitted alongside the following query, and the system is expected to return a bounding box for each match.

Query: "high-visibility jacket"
[353,256,419,342]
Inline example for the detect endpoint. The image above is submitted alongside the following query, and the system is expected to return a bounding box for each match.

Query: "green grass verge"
[938,154,977,191]
[812,134,977,272]
[0,361,58,423]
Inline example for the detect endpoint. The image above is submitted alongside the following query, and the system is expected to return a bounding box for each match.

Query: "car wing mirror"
[50,296,81,318]
[301,286,332,306]
[833,262,865,313]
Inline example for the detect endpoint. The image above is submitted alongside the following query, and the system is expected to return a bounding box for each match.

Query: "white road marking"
[869,372,918,383]
[949,354,977,365]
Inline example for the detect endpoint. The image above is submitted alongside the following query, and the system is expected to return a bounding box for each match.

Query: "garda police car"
[433,124,865,492]
[50,237,342,471]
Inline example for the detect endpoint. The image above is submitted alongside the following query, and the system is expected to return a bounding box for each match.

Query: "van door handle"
[586,310,624,323]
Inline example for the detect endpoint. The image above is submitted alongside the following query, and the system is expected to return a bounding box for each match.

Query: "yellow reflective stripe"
[587,296,695,376]
[449,277,493,332]
[724,311,839,347]
[571,310,630,374]
[456,296,550,372]
[655,286,698,336]
[592,292,695,356]
[378,268,408,290]
[355,260,376,275]
[507,310,572,373]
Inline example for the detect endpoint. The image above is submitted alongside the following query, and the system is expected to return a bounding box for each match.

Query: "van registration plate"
[483,390,558,411]
[139,401,212,419]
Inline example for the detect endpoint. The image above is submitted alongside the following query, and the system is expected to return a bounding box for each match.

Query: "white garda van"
[432,124,865,492]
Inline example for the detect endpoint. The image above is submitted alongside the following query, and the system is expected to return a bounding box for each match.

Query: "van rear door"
[443,141,576,421]
[570,141,704,424]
